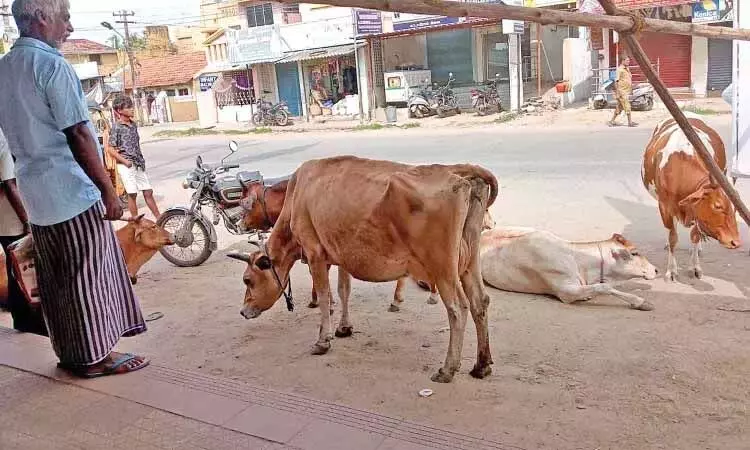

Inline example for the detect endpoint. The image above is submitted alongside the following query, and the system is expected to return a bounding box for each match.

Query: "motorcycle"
[157,141,261,267]
[592,81,655,112]
[406,72,461,119]
[471,74,503,116]
[252,90,290,127]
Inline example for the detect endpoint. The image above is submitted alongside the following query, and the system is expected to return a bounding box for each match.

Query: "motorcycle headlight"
[182,180,190,189]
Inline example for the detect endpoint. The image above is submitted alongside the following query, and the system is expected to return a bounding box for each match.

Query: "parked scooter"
[471,74,503,116]
[592,81,655,112]
[157,141,265,267]
[406,72,461,119]
[251,90,291,126]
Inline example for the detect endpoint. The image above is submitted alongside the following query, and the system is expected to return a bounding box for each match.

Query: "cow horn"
[227,252,252,263]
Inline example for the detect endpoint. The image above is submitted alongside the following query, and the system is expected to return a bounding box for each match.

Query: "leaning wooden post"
[596,0,750,234]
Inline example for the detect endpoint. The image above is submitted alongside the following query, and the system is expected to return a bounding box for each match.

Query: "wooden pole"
[594,0,750,232]
[275,0,750,42]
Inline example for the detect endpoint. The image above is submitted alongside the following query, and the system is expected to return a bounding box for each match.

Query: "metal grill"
[371,38,385,88]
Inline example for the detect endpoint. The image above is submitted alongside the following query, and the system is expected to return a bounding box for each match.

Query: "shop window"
[484,32,510,81]
[178,88,190,96]
[90,54,102,65]
[213,70,255,107]
[166,90,176,97]
[247,3,274,28]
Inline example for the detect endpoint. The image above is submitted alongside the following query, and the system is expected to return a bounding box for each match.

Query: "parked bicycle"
[251,90,291,127]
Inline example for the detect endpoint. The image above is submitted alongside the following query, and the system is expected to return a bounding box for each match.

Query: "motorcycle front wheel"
[157,210,213,267]
[274,110,290,126]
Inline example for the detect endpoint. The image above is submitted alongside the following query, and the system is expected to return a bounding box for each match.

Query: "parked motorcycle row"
[407,72,504,120]
[252,90,291,127]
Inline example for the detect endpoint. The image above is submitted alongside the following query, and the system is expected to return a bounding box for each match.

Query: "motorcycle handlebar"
[226,164,240,169]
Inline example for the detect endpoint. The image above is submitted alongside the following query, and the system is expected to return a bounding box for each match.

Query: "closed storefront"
[276,62,302,116]
[635,31,692,88]
[707,38,732,93]
[426,29,474,83]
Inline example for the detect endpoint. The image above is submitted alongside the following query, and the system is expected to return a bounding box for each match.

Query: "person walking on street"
[0,0,149,378]
[0,129,47,336]
[108,95,161,219]
[608,56,638,128]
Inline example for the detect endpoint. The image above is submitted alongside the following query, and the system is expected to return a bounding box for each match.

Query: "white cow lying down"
[480,227,658,311]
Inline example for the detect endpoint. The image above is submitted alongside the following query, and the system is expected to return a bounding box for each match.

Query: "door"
[632,32,692,88]
[708,38,732,94]
[276,62,302,117]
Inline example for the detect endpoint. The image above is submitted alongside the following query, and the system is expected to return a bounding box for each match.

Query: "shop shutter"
[631,32,691,88]
[426,29,474,83]
[707,38,733,93]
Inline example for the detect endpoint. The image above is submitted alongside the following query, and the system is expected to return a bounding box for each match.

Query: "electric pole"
[112,10,145,124]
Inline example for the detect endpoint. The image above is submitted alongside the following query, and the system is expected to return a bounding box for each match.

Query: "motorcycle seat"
[237,170,263,185]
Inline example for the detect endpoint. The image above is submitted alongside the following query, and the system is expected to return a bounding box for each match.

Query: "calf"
[642,112,740,281]
[480,227,657,310]
[117,215,175,284]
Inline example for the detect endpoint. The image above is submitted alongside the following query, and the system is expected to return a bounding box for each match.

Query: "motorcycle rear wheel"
[157,210,213,267]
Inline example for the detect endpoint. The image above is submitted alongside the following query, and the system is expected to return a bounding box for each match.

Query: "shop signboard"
[692,0,734,23]
[199,74,219,92]
[354,9,383,36]
[227,25,283,65]
[393,16,464,32]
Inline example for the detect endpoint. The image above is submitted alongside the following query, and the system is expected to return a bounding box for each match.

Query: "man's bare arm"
[2,179,29,233]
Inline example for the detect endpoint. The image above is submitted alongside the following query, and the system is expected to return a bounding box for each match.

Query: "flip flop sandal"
[58,353,150,379]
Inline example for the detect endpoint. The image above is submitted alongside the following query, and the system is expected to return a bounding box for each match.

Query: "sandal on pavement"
[58,352,150,379]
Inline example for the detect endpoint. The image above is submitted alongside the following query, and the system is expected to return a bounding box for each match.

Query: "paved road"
[142,115,748,259]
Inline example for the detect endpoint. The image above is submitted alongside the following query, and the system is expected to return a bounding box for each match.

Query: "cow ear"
[255,255,272,270]
[678,188,709,208]
[611,233,627,245]
[227,252,252,263]
[135,214,146,223]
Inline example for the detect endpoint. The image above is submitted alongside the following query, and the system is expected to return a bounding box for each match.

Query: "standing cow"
[229,156,498,384]
[642,113,740,281]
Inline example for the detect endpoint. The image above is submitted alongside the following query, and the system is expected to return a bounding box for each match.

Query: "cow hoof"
[335,326,353,338]
[311,341,331,355]
[426,297,439,305]
[431,368,455,384]
[470,363,492,379]
[634,301,655,311]
[388,304,400,313]
[308,301,319,309]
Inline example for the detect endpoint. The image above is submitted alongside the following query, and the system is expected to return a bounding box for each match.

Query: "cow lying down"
[480,227,657,311]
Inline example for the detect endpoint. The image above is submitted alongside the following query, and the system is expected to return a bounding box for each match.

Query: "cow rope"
[260,239,295,312]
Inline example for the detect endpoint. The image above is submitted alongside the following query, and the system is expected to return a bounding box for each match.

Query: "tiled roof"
[60,39,117,55]
[124,52,207,89]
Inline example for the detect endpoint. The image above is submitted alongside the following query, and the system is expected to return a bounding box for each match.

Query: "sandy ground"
[4,110,749,449]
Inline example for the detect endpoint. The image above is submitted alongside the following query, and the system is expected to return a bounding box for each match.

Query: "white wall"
[535,25,567,83]
[562,37,592,105]
[381,34,428,71]
[691,36,708,98]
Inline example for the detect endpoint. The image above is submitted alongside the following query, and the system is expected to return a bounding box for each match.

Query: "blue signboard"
[355,9,383,36]
[393,16,464,32]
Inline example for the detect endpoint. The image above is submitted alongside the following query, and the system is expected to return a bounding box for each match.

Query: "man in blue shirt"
[0,0,149,378]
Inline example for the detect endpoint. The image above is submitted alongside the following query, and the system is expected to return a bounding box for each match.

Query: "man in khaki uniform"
[608,56,638,127]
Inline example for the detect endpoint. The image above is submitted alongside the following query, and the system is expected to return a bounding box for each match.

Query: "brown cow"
[240,175,496,311]
[642,112,740,281]
[2,215,174,306]
[117,215,176,284]
[228,156,498,384]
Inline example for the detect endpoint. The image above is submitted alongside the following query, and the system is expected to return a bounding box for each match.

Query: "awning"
[275,43,364,64]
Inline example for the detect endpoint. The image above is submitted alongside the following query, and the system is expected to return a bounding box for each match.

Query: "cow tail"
[452,165,499,207]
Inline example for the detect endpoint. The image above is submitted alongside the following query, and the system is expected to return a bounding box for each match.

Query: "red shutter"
[632,32,692,88]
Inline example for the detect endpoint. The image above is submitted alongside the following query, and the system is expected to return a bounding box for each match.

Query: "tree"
[128,33,148,50]
[107,34,122,50]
